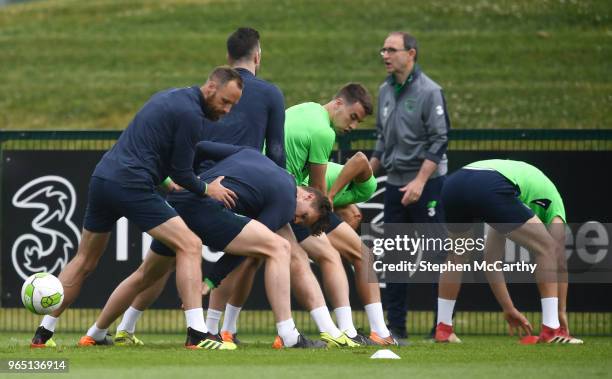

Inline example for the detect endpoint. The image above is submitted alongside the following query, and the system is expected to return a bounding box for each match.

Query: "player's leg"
[176,201,318,349]
[327,221,395,344]
[141,216,218,350]
[547,218,582,343]
[382,182,411,339]
[327,223,376,304]
[206,258,261,341]
[203,254,250,337]
[131,268,173,311]
[303,212,365,342]
[406,175,447,339]
[206,267,236,336]
[205,223,326,348]
[300,233,360,339]
[547,218,567,329]
[508,217,558,296]
[434,228,471,343]
[216,258,262,343]
[110,184,207,341]
[79,250,175,346]
[282,225,357,348]
[222,221,317,347]
[433,171,475,343]
[114,268,174,345]
[32,177,115,348]
[32,231,111,348]
[55,231,111,316]
[147,217,203,316]
[223,221,291,318]
[505,216,570,342]
[112,181,206,336]
[301,233,349,310]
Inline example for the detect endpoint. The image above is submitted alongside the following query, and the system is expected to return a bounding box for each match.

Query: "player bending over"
[114,84,375,349]
[80,142,331,349]
[203,82,375,347]
[435,159,582,344]
[206,152,400,346]
[31,67,242,349]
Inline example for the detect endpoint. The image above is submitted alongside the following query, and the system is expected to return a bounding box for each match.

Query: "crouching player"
[435,159,583,344]
[79,141,331,349]
[206,152,400,346]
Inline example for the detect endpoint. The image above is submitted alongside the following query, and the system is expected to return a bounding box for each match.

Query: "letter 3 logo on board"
[11,176,81,280]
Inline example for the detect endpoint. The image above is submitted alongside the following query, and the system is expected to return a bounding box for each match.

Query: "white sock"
[184,307,207,333]
[86,323,108,341]
[117,306,143,334]
[221,304,241,333]
[364,302,390,338]
[276,318,300,347]
[40,315,58,332]
[206,309,223,335]
[437,298,456,326]
[310,306,342,338]
[541,297,560,329]
[334,306,357,338]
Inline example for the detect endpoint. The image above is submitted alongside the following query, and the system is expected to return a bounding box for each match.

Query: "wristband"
[204,277,216,289]
[162,177,172,187]
[203,181,208,196]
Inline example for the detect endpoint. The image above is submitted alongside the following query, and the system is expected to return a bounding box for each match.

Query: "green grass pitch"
[1,333,611,378]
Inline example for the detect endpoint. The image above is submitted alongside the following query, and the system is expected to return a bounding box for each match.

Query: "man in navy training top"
[31,67,243,350]
[80,141,331,349]
[110,26,290,346]
[108,27,359,349]
[199,27,285,169]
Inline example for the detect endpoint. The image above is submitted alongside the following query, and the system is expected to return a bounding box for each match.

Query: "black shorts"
[290,212,343,243]
[441,168,534,234]
[151,192,250,257]
[83,177,178,233]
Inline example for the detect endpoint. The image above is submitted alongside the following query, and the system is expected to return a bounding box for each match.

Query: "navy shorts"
[151,192,250,257]
[441,168,534,234]
[291,212,343,243]
[83,176,178,233]
[383,176,446,224]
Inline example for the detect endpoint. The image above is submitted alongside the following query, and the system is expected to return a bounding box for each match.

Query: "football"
[21,273,64,315]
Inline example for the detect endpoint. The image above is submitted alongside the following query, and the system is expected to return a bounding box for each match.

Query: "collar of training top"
[234,67,255,79]
[197,85,214,119]
[387,64,421,94]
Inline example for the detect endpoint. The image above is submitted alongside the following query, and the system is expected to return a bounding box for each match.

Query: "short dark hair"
[301,186,332,236]
[227,27,260,62]
[208,66,244,90]
[390,31,418,61]
[334,83,374,116]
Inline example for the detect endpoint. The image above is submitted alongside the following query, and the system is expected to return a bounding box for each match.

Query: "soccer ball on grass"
[21,273,64,315]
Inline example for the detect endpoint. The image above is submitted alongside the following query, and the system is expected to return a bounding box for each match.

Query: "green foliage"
[1,0,611,130]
